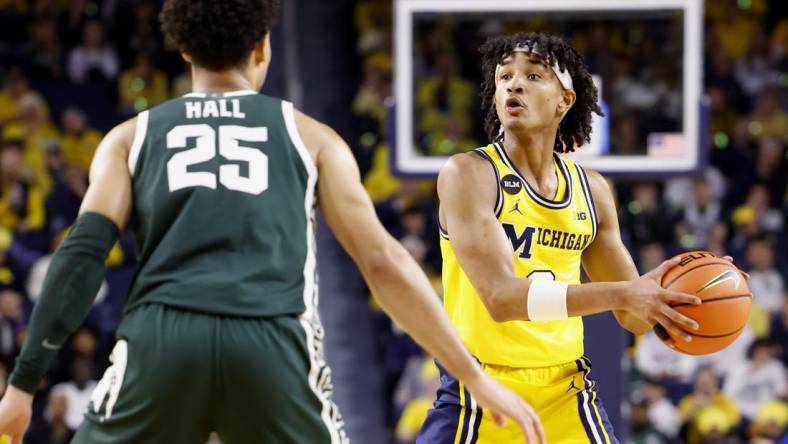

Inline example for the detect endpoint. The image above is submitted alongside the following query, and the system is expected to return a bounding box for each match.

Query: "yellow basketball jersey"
[440,142,599,368]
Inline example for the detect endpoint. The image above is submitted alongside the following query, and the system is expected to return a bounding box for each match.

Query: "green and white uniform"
[74,90,347,444]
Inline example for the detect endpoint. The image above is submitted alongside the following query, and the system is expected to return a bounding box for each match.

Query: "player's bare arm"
[581,170,654,335]
[294,110,545,443]
[0,118,135,444]
[78,118,135,228]
[439,152,701,334]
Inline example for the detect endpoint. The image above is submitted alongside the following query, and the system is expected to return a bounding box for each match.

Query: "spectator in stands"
[769,294,788,368]
[0,289,24,370]
[59,106,101,172]
[2,92,59,194]
[752,137,787,209]
[627,399,665,444]
[634,329,699,383]
[704,46,748,113]
[746,238,785,314]
[678,365,740,444]
[741,90,788,143]
[353,52,392,128]
[695,407,737,444]
[394,358,440,444]
[611,114,644,154]
[66,19,119,84]
[738,185,783,235]
[680,176,723,249]
[48,357,97,431]
[26,390,73,444]
[118,51,168,114]
[664,168,726,214]
[706,223,730,259]
[643,377,681,440]
[723,339,787,423]
[611,55,658,114]
[620,183,672,249]
[70,327,100,371]
[25,17,64,80]
[0,68,30,125]
[733,30,777,97]
[0,140,47,234]
[706,84,739,145]
[399,206,428,270]
[707,0,767,60]
[121,0,161,65]
[637,242,666,274]
[728,205,761,266]
[415,52,474,154]
[44,162,88,236]
[747,400,788,442]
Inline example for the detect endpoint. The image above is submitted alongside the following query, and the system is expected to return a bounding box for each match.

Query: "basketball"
[658,251,752,355]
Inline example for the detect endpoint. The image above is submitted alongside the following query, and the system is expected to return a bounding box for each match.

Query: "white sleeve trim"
[281,101,317,178]
[127,110,149,176]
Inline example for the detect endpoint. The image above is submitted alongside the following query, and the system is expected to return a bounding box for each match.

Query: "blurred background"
[0,0,785,443]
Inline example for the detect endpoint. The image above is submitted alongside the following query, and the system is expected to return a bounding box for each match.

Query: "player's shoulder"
[440,148,494,178]
[291,106,343,165]
[580,167,607,190]
[580,168,610,193]
[292,107,336,141]
[104,116,138,149]
[437,148,498,198]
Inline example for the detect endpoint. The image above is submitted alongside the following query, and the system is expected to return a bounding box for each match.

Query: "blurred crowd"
[0,0,183,442]
[0,0,784,443]
[352,0,787,443]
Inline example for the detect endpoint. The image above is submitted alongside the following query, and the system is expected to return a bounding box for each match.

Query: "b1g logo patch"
[501,174,522,195]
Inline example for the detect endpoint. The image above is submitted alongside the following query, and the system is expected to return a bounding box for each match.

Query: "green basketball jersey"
[125,90,317,318]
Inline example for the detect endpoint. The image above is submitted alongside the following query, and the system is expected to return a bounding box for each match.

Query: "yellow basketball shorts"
[417,356,618,443]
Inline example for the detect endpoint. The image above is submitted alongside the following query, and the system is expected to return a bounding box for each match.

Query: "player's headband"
[495,42,574,90]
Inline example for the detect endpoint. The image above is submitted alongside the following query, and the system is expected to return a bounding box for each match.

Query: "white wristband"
[527,280,569,321]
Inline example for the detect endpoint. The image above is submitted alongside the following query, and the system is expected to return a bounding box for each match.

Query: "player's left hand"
[0,385,33,444]
[464,370,546,443]
[721,255,749,280]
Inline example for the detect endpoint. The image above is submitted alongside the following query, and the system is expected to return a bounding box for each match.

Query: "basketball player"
[0,3,545,443]
[417,32,708,443]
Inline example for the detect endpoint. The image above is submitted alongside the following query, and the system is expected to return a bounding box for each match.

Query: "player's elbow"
[477,285,514,323]
[358,242,403,282]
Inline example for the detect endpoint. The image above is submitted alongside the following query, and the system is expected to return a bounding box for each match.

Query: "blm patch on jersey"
[501,174,522,194]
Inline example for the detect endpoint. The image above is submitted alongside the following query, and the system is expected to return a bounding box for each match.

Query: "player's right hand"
[0,385,33,444]
[464,369,546,443]
[621,257,701,342]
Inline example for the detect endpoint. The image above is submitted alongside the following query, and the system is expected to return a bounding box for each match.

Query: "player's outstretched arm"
[439,153,700,337]
[580,170,654,335]
[581,170,745,337]
[295,110,544,443]
[0,118,135,443]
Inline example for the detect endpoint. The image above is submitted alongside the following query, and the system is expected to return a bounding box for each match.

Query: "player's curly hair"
[479,32,603,153]
[160,0,280,70]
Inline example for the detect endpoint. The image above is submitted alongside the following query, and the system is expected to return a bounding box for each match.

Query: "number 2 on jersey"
[166,124,268,195]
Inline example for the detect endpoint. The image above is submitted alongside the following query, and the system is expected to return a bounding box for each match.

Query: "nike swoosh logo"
[698,270,741,293]
[41,338,61,350]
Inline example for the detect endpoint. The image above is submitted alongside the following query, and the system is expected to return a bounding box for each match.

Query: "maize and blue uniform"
[418,142,618,443]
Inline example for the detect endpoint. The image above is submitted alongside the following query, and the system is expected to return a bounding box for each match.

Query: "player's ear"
[254,34,271,65]
[181,52,192,64]
[557,89,576,118]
